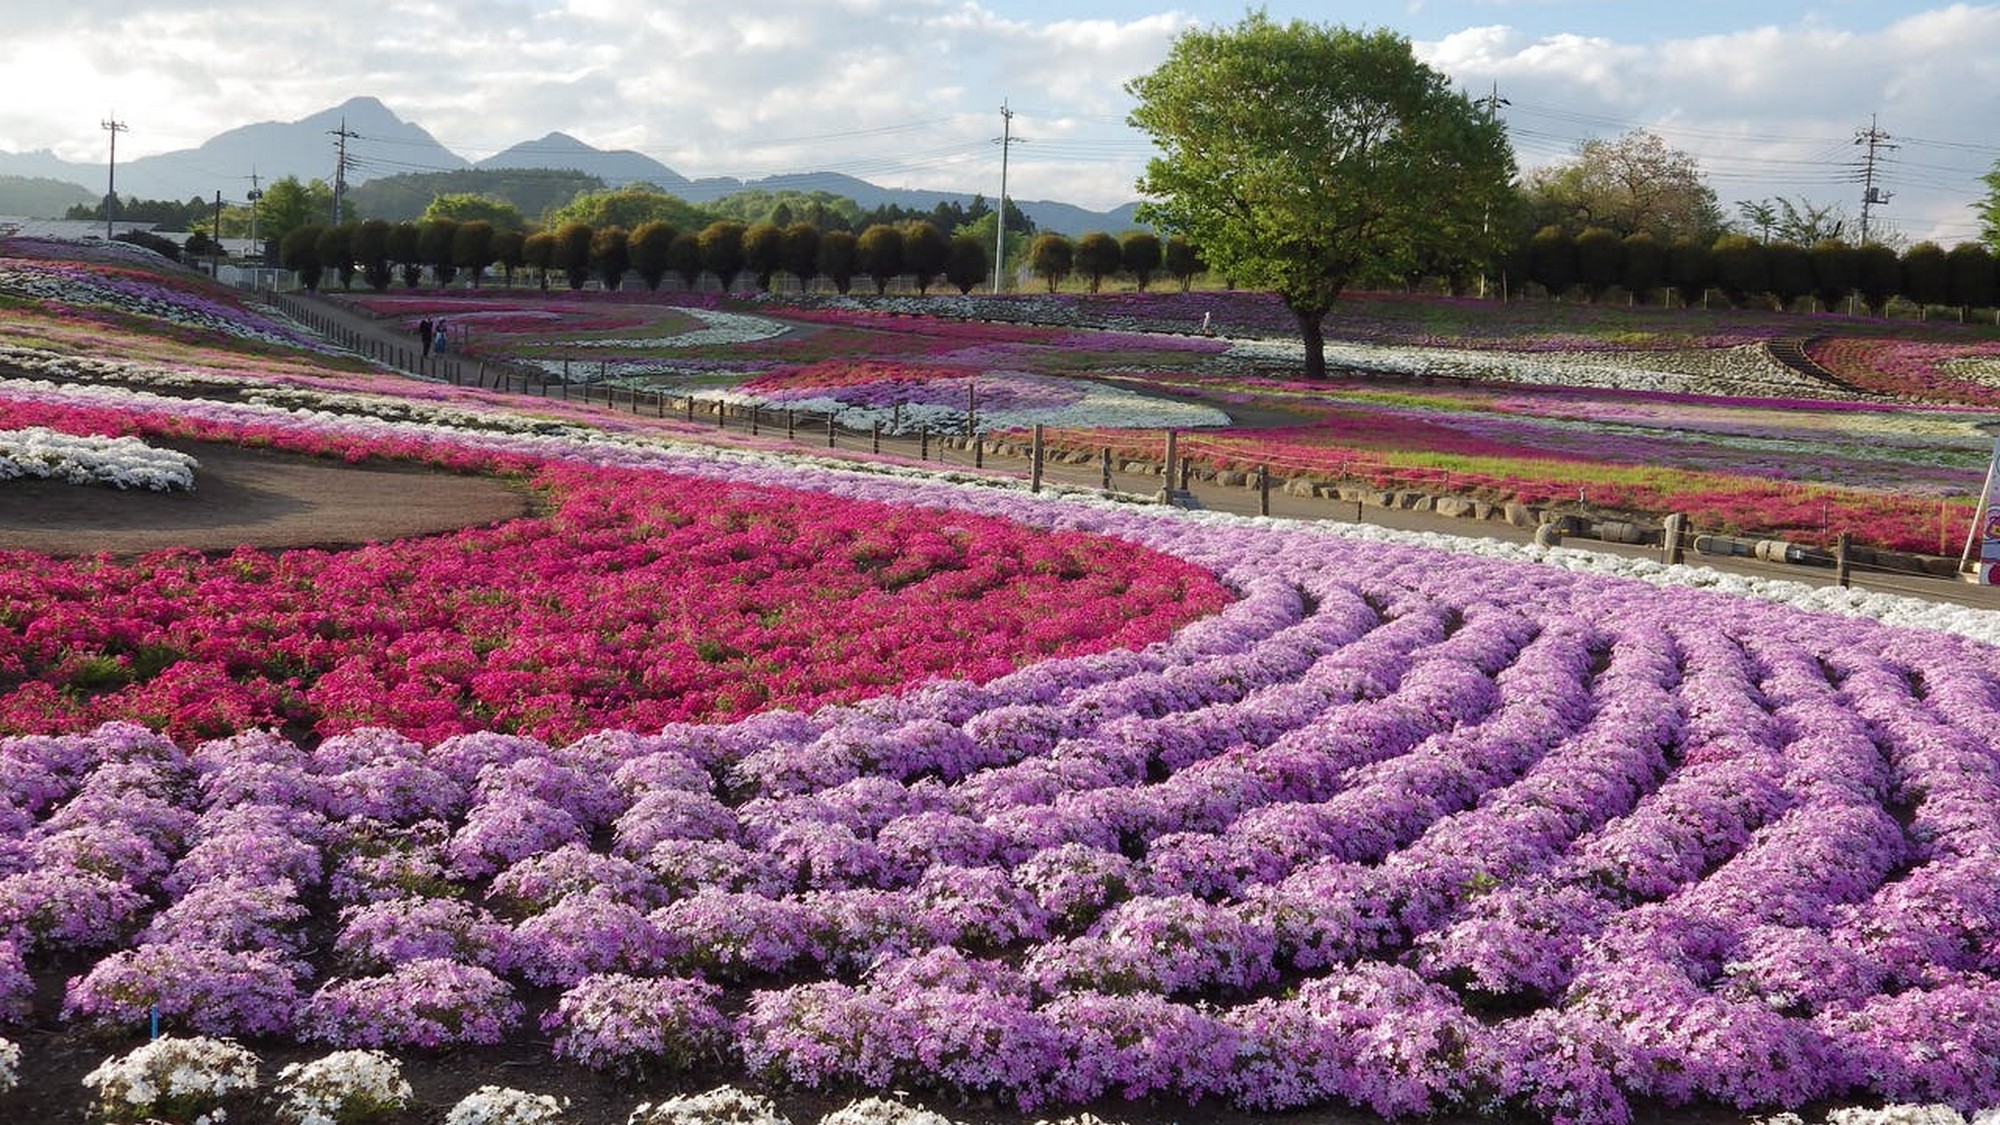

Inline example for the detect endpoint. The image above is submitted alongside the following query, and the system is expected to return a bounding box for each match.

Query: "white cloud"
[2,2,1997,236]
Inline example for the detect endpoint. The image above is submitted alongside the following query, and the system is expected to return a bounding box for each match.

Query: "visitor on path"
[433,318,449,355]
[418,318,434,356]
[1200,311,1214,336]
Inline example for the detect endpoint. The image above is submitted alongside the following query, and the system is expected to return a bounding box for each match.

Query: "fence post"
[717,400,726,429]
[827,413,836,449]
[1101,448,1113,491]
[1836,531,1851,587]
[872,421,881,454]
[686,396,696,423]
[920,426,929,460]
[974,434,983,469]
[750,407,759,436]
[1161,430,1178,501]
[1259,464,1271,517]
[1663,512,1686,566]
[1179,456,1192,492]
[1031,424,1045,493]
[787,409,796,440]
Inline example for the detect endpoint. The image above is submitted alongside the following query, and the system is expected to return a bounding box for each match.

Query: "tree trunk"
[1295,308,1329,380]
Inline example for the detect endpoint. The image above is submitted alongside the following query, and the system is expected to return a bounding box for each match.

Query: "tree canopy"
[1523,130,1722,242]
[1127,14,1515,378]
[543,186,710,235]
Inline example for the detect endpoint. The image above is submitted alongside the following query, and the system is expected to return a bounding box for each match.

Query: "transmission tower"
[101,115,128,240]
[1854,115,1896,245]
[329,118,360,225]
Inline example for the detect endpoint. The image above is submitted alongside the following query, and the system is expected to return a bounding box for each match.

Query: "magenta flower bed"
[0,405,1228,746]
[4,397,2000,1124]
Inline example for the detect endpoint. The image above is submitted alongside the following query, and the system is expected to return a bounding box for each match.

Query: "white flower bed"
[1226,338,1850,399]
[0,1036,17,1094]
[822,1097,955,1125]
[445,1084,570,1125]
[694,379,1231,434]
[560,307,790,349]
[82,1035,259,1125]
[0,425,197,491]
[1940,356,2000,388]
[629,1085,793,1125]
[273,1049,414,1125]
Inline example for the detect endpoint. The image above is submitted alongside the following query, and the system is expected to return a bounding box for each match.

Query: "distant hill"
[0,97,1143,236]
[0,175,94,219]
[475,134,692,195]
[346,169,608,224]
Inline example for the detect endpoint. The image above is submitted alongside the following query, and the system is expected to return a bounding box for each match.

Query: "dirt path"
[0,441,531,555]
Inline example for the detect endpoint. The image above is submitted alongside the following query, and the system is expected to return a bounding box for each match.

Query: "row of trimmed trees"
[1021,230,1206,294]
[279,216,999,296]
[1517,226,2000,316]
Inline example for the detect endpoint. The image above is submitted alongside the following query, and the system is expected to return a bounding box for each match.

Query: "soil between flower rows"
[0,441,532,556]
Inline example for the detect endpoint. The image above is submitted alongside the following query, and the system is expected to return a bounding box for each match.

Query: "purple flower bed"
[2,384,1999,1122]
[5,431,2000,1124]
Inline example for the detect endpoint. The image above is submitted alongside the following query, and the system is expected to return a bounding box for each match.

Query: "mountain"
[0,98,1141,235]
[0,174,95,218]
[475,133,691,194]
[0,97,466,206]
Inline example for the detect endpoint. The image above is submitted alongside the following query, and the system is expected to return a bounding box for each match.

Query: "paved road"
[275,289,2000,614]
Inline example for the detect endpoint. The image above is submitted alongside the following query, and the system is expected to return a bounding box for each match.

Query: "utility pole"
[212,190,224,275]
[101,115,128,240]
[245,170,263,265]
[329,117,359,226]
[1476,84,1508,300]
[992,101,1018,295]
[1854,115,1896,245]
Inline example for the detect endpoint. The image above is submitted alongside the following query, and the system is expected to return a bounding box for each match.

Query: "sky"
[2,1,1996,244]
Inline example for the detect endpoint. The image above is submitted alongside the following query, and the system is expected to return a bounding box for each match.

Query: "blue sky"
[1,1,1993,243]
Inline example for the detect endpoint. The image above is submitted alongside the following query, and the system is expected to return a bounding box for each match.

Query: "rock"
[1504,502,1537,529]
[1216,470,1248,488]
[1433,497,1476,519]
[1283,478,1318,498]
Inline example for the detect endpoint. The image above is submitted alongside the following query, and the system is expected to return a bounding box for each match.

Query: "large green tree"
[544,186,709,233]
[260,177,333,253]
[423,193,526,232]
[1524,130,1723,242]
[1127,16,1514,378]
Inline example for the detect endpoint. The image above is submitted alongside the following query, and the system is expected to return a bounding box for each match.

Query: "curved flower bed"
[726,360,1230,434]
[5,387,2000,1124]
[0,241,325,354]
[0,398,1226,746]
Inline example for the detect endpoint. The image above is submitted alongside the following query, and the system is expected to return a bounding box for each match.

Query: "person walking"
[418,317,435,356]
